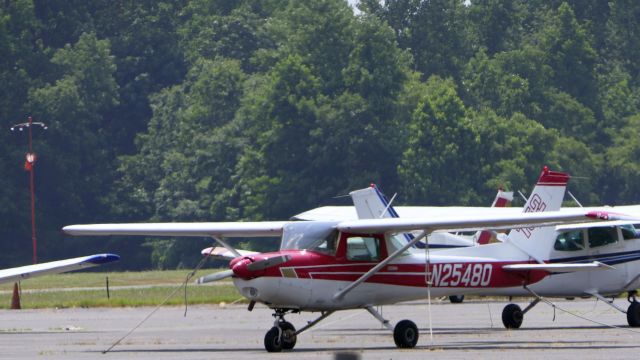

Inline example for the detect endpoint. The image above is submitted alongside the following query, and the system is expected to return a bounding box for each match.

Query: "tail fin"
[506,166,570,261]
[475,189,514,245]
[350,184,424,247]
[350,184,398,219]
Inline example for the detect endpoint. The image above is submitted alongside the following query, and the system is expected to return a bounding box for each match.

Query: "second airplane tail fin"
[506,166,570,261]
[475,189,514,245]
[349,184,398,219]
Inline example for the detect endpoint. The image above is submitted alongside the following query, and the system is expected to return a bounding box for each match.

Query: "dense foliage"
[2,0,639,269]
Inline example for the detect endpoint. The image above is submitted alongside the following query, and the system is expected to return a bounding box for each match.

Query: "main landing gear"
[588,290,640,327]
[626,291,640,327]
[365,306,419,348]
[502,290,640,329]
[501,298,540,329]
[263,306,420,352]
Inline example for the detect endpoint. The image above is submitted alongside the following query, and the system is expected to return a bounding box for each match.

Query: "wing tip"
[85,253,120,265]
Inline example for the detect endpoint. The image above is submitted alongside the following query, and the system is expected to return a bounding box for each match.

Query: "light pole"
[10,116,47,264]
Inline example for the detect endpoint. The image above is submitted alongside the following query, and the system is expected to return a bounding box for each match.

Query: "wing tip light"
[85,253,120,265]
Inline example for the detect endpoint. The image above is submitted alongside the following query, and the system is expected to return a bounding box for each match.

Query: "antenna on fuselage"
[567,191,583,208]
[517,191,528,203]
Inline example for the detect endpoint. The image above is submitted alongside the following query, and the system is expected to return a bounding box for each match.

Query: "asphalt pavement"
[0,298,638,359]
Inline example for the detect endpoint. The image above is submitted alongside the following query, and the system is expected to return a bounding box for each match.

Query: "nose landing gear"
[264,309,298,352]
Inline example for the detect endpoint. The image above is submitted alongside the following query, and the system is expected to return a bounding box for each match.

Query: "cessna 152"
[63,168,633,352]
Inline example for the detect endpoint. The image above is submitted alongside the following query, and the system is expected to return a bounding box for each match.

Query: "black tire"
[393,319,419,348]
[627,302,640,327]
[502,303,523,329]
[449,295,465,303]
[264,327,282,352]
[280,321,297,350]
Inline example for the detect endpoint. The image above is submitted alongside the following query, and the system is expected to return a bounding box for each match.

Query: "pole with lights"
[10,116,47,264]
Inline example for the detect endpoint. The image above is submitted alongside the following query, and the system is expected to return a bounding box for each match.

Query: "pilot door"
[586,226,627,293]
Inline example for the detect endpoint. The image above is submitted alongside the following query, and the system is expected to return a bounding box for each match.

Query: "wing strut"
[333,230,431,301]
[211,236,242,258]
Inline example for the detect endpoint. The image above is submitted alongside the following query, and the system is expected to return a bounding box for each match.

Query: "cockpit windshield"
[280,221,340,253]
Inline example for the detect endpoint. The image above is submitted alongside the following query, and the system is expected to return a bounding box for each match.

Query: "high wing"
[63,222,287,237]
[336,210,632,234]
[0,253,120,285]
[64,210,631,240]
[292,205,518,221]
[555,220,640,231]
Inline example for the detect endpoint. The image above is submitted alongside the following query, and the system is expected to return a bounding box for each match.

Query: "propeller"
[246,255,292,271]
[195,254,292,284]
[195,270,233,284]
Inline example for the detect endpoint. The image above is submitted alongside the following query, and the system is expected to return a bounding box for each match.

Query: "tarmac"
[1,298,639,359]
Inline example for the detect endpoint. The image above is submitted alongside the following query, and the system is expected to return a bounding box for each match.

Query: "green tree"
[234,55,324,219]
[538,2,598,106]
[398,76,480,205]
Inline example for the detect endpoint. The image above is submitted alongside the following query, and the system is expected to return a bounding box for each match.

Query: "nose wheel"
[264,309,298,352]
[264,321,297,352]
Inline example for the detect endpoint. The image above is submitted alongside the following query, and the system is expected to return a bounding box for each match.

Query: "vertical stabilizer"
[350,184,424,247]
[350,184,397,219]
[475,189,514,244]
[506,166,570,261]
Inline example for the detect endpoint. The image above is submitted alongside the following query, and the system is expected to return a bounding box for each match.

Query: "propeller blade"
[195,269,234,284]
[246,255,292,271]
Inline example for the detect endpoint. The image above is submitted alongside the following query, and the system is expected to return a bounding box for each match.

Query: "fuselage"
[230,224,640,311]
[230,233,546,311]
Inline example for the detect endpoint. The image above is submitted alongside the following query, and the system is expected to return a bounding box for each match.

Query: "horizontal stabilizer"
[195,270,234,284]
[503,261,614,273]
[201,247,258,260]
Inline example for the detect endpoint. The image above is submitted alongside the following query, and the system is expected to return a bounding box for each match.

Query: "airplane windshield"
[280,221,340,252]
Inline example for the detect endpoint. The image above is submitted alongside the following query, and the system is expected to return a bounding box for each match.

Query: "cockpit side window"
[621,225,639,240]
[346,236,381,262]
[588,226,618,248]
[311,230,339,255]
[554,230,584,251]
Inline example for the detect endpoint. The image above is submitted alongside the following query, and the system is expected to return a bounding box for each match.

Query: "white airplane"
[0,253,120,284]
[62,168,634,352]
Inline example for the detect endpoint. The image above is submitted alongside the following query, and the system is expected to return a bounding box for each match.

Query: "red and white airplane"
[63,168,633,352]
[0,253,120,285]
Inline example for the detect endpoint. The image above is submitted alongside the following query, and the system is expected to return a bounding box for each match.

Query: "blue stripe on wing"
[84,253,120,265]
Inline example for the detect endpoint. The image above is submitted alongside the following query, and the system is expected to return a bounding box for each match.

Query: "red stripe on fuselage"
[241,250,546,288]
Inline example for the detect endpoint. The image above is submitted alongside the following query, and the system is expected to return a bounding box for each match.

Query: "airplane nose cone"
[230,257,254,279]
